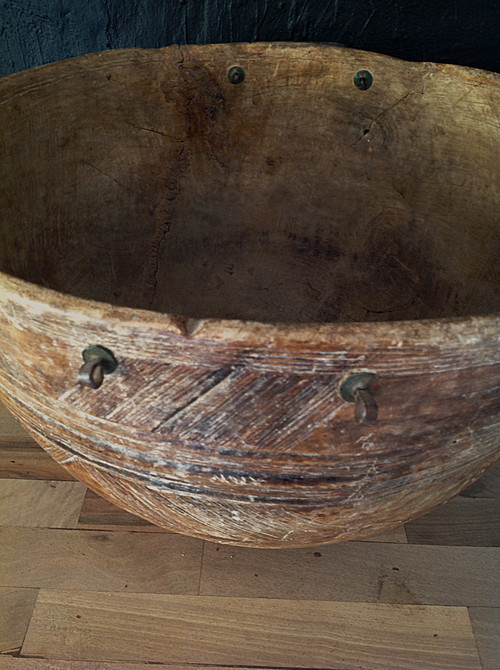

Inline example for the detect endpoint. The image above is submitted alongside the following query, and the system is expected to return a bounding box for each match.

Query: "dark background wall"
[0,0,499,77]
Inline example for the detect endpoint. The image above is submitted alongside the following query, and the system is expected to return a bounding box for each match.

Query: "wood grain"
[21,590,481,669]
[0,442,72,481]
[76,490,161,532]
[0,587,38,654]
[0,44,499,547]
[0,42,498,667]
[0,528,203,594]
[0,403,29,442]
[469,607,500,670]
[199,542,500,606]
[405,497,500,546]
[0,391,498,670]
[0,661,269,670]
[0,404,71,481]
[0,480,86,528]
[356,525,407,543]
[461,461,500,499]
[76,489,407,540]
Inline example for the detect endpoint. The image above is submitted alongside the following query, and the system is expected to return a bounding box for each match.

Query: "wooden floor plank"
[0,660,280,670]
[404,497,500,546]
[0,480,86,528]
[0,659,288,670]
[469,607,500,670]
[0,404,30,442]
[76,490,163,532]
[21,590,481,669]
[0,587,38,654]
[0,404,71,480]
[357,525,407,543]
[461,461,500,499]
[0,528,203,594]
[0,442,73,481]
[200,542,500,607]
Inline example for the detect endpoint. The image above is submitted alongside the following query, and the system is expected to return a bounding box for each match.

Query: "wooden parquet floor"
[0,402,498,669]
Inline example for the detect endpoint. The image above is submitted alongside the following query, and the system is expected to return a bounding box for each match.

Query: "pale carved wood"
[0,43,498,547]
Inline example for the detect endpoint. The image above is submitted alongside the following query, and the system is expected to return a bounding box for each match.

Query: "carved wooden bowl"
[0,44,499,547]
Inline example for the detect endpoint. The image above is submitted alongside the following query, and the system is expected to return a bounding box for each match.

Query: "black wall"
[0,0,499,77]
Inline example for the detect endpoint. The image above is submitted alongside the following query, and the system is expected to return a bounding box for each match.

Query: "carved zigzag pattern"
[63,359,345,452]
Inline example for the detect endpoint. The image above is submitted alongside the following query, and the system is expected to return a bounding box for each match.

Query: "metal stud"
[354,70,373,90]
[78,345,118,389]
[228,66,245,85]
[338,371,380,424]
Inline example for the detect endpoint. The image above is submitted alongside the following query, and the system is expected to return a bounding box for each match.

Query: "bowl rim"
[1,45,498,350]
[1,41,500,78]
[1,270,498,350]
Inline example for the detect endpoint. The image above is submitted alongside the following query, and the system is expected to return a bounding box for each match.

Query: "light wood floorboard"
[21,590,481,669]
[405,497,500,546]
[200,541,500,606]
[0,527,203,594]
[469,607,500,670]
[0,480,86,528]
[0,587,38,654]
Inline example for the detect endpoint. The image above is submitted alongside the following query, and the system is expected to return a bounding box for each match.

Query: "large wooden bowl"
[0,44,499,547]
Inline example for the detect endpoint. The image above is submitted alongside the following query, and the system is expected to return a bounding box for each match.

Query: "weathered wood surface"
[0,661,267,670]
[76,489,161,532]
[404,497,500,546]
[0,44,498,547]
[199,542,500,607]
[0,587,38,654]
[469,608,500,670]
[0,479,86,528]
[0,403,71,480]
[21,591,481,669]
[0,409,497,668]
[461,463,500,499]
[0,527,203,593]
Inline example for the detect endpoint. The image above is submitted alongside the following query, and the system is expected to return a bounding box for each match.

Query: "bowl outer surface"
[0,272,499,547]
[0,43,499,547]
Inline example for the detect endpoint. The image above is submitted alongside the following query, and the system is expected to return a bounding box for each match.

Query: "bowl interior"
[0,45,499,323]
